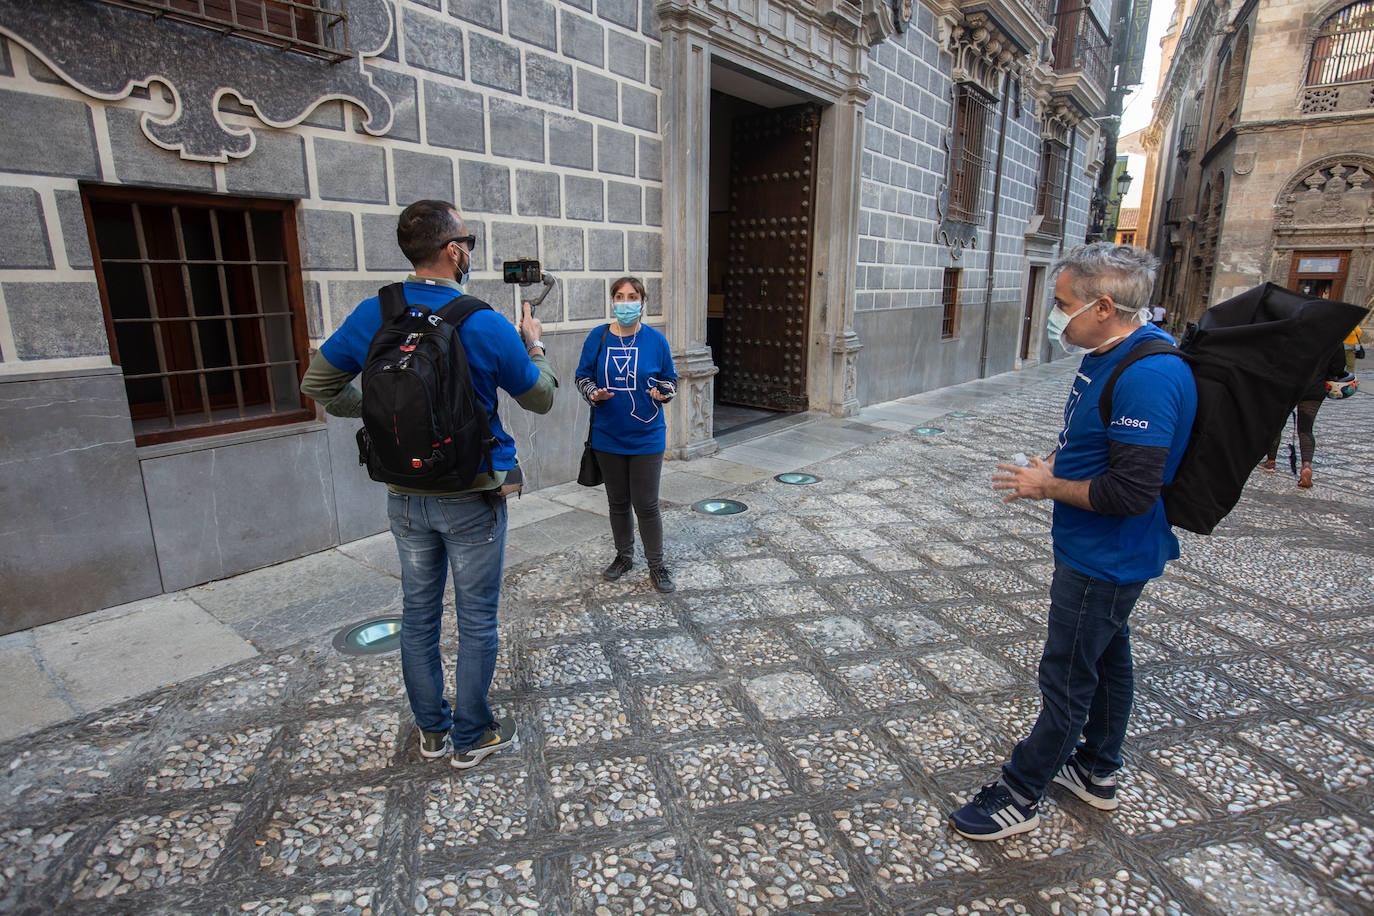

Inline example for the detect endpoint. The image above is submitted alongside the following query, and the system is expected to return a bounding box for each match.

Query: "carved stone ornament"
[893,0,914,33]
[1273,155,1374,229]
[944,12,1018,97]
[0,0,394,162]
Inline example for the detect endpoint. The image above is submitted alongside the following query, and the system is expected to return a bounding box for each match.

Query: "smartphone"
[503,259,542,285]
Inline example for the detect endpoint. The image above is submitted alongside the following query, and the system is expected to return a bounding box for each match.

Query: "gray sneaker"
[1052,757,1119,810]
[452,717,516,770]
[419,729,452,760]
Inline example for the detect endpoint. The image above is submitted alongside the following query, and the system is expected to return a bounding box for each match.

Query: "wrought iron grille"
[947,83,994,224]
[941,268,961,340]
[84,189,312,446]
[94,0,351,61]
[1177,122,1199,155]
[1052,5,1109,89]
[1308,0,1374,86]
[1035,138,1068,238]
[1163,195,1185,224]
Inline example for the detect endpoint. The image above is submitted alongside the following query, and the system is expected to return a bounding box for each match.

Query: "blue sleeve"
[1106,359,1190,448]
[318,298,382,375]
[489,314,540,397]
[576,328,603,384]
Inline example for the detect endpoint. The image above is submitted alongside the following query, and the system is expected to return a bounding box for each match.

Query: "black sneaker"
[1052,757,1119,810]
[452,717,516,770]
[649,565,675,593]
[602,555,634,581]
[419,729,452,760]
[949,783,1040,840]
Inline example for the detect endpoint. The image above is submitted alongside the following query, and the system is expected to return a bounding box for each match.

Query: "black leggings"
[594,450,665,565]
[1268,398,1323,465]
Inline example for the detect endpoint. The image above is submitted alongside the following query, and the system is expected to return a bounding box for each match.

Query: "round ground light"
[333,616,404,656]
[692,498,748,516]
[913,426,945,435]
[774,472,820,485]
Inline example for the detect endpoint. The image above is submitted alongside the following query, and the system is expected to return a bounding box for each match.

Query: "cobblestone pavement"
[3,370,1372,915]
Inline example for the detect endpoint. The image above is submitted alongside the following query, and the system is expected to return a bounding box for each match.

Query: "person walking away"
[1150,304,1165,328]
[949,243,1197,840]
[575,277,678,593]
[1259,343,1348,488]
[300,200,557,768]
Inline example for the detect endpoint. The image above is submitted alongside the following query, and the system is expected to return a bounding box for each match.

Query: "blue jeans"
[1001,562,1146,804]
[388,490,506,750]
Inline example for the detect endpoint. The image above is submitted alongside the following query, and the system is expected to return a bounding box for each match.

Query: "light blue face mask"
[614,301,642,327]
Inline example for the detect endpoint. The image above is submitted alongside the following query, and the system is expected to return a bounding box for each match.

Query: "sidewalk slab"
[0,636,75,742]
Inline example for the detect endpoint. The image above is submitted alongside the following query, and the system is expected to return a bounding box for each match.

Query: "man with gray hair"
[950,243,1198,840]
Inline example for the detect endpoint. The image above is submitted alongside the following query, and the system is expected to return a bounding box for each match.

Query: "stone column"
[658,6,718,460]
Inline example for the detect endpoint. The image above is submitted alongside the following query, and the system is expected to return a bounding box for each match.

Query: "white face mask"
[1046,300,1096,354]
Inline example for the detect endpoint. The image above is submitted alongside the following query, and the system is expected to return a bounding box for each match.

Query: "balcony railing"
[94,0,352,61]
[1163,196,1186,224]
[1300,79,1374,114]
[1177,122,1199,156]
[1052,6,1109,89]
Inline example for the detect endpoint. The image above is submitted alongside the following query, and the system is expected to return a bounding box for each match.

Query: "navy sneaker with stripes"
[949,783,1040,840]
[1052,757,1119,810]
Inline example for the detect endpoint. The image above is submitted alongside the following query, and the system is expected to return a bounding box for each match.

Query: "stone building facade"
[0,0,1106,630]
[1143,0,1374,324]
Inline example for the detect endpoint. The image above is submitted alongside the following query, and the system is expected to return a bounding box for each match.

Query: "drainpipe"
[978,70,1013,379]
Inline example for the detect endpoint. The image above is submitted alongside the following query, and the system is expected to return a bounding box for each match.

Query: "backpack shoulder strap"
[434,294,492,328]
[378,283,409,322]
[1098,338,1184,428]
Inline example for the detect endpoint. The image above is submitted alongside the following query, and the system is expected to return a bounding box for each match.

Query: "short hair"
[610,276,647,303]
[1051,242,1159,313]
[396,200,461,267]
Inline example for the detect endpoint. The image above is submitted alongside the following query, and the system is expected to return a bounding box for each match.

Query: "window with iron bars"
[83,186,313,446]
[946,83,994,224]
[1307,0,1374,86]
[941,268,961,340]
[93,0,351,61]
[1035,138,1069,238]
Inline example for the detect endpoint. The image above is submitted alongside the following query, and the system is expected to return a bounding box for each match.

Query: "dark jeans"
[1267,398,1322,465]
[594,450,665,566]
[1001,562,1146,804]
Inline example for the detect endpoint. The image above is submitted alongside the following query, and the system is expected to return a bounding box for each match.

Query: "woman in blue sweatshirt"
[575,277,679,592]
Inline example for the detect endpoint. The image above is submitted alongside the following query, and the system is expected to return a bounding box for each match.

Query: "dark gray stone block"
[588,228,624,270]
[424,81,485,152]
[0,188,52,269]
[491,221,538,267]
[564,0,593,11]
[638,136,661,181]
[509,0,558,50]
[53,189,92,270]
[460,160,512,213]
[302,99,346,131]
[562,13,605,67]
[549,115,594,170]
[621,84,657,131]
[517,169,561,217]
[327,280,390,333]
[299,209,357,271]
[303,280,323,338]
[314,138,388,204]
[224,131,309,198]
[142,430,338,591]
[597,125,636,176]
[4,282,107,359]
[641,0,660,38]
[470,33,522,93]
[644,186,662,227]
[106,107,214,190]
[644,277,662,315]
[626,230,661,271]
[0,369,160,631]
[467,279,512,315]
[607,181,641,224]
[567,277,608,320]
[490,98,545,163]
[598,0,638,29]
[542,225,584,271]
[361,212,411,272]
[23,49,61,84]
[403,6,465,79]
[0,36,10,76]
[448,0,502,31]
[577,69,618,121]
[394,149,455,204]
[648,44,662,89]
[365,67,420,143]
[526,53,574,109]
[565,176,604,221]
[608,31,646,82]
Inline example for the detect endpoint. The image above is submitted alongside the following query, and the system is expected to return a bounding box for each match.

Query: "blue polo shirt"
[576,323,677,455]
[320,280,540,472]
[1052,324,1197,584]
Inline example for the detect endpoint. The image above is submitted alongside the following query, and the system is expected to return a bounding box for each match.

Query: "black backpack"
[356,284,497,489]
[1099,283,1367,535]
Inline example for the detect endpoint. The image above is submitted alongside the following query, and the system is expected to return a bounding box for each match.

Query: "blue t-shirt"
[1051,324,1198,585]
[319,280,540,472]
[576,324,677,455]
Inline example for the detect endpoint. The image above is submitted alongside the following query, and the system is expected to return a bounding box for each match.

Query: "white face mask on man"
[1047,298,1149,354]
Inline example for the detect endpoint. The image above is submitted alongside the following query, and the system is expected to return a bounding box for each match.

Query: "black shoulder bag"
[577,325,611,486]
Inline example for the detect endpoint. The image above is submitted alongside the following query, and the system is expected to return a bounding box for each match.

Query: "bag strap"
[378,286,491,327]
[586,325,610,446]
[433,294,491,328]
[378,283,409,322]
[1098,338,1184,428]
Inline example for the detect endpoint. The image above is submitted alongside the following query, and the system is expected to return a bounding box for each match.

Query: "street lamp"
[1116,171,1134,200]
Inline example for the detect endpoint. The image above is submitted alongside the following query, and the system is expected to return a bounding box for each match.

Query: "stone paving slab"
[2,365,1372,914]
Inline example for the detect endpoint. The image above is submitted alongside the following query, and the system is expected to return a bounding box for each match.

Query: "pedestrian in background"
[949,243,1197,840]
[575,277,679,593]
[1260,344,1348,488]
[300,200,557,769]
[1150,304,1165,327]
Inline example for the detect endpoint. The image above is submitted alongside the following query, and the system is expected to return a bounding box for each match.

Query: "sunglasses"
[443,235,476,252]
